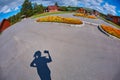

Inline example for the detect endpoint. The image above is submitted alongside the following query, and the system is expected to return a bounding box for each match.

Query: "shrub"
[36,16,83,24]
[101,24,120,38]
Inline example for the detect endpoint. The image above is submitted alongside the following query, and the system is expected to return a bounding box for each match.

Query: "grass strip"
[32,11,71,18]
[99,16,120,29]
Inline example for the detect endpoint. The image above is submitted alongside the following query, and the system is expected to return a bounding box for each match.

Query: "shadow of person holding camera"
[30,50,52,80]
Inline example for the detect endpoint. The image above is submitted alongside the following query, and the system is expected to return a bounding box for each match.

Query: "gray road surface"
[0,14,120,80]
[53,13,117,27]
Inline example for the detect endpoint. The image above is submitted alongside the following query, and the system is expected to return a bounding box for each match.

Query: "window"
[118,18,120,23]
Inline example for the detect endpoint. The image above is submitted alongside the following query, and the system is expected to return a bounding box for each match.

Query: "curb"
[98,25,110,37]
[83,21,98,26]
[35,20,85,28]
[70,22,85,27]
[98,25,120,40]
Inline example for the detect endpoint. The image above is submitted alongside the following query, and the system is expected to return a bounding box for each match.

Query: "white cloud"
[31,0,54,6]
[0,5,11,13]
[0,0,117,15]
[4,9,11,13]
[103,3,116,15]
[79,0,103,6]
[78,0,117,15]
[0,0,23,13]
[0,6,20,13]
[14,7,19,11]
[60,0,78,6]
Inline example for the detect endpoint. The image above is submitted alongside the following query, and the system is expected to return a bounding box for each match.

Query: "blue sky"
[0,0,120,22]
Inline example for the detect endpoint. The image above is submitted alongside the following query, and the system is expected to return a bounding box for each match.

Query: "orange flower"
[36,16,83,24]
[101,24,120,38]
[87,15,97,19]
[74,13,97,19]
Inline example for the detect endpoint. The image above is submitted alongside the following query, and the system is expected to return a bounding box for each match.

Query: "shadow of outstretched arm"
[44,50,52,63]
[30,59,37,67]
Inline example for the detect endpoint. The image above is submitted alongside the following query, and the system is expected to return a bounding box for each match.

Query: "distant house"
[0,19,10,32]
[92,10,99,16]
[76,8,86,13]
[107,14,120,25]
[45,5,58,12]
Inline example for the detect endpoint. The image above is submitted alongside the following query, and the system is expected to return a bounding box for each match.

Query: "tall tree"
[33,3,44,14]
[21,0,33,17]
[55,2,58,7]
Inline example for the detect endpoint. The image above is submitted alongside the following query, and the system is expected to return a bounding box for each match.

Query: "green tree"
[55,2,58,7]
[33,3,44,14]
[21,0,33,17]
[8,12,22,25]
[59,6,68,11]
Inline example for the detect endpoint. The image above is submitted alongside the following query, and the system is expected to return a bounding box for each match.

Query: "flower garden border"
[98,25,120,40]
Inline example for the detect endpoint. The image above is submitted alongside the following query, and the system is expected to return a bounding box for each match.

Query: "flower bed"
[36,16,83,24]
[101,24,120,38]
[74,13,97,19]
[87,15,97,19]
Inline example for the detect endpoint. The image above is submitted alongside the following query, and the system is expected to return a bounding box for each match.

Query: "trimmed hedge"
[101,24,120,38]
[36,16,83,24]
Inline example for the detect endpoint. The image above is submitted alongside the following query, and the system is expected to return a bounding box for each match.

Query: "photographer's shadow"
[30,50,52,80]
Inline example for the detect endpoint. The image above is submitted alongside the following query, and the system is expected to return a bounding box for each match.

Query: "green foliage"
[67,7,79,11]
[8,0,44,25]
[55,2,58,7]
[59,6,79,11]
[7,0,78,25]
[8,12,21,25]
[59,6,68,11]
[21,0,33,17]
[33,3,44,14]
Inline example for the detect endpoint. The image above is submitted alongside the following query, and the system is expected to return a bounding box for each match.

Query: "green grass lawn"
[99,16,120,29]
[32,11,71,18]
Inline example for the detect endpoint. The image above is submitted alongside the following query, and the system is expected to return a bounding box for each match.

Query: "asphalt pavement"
[0,14,120,80]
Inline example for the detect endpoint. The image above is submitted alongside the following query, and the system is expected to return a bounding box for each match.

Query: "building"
[76,8,86,13]
[45,5,58,12]
[107,14,120,26]
[0,19,10,32]
[92,10,99,16]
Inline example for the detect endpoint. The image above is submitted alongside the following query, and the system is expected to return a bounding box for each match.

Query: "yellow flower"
[37,16,83,24]
[101,24,120,38]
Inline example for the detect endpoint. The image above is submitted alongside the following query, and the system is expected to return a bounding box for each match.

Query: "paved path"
[0,14,120,80]
[53,13,118,27]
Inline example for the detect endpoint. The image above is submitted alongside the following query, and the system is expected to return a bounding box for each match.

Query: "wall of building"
[0,20,10,32]
[49,9,58,12]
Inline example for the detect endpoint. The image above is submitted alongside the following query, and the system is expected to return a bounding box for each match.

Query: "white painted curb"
[70,22,85,27]
[98,25,120,40]
[83,21,98,26]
